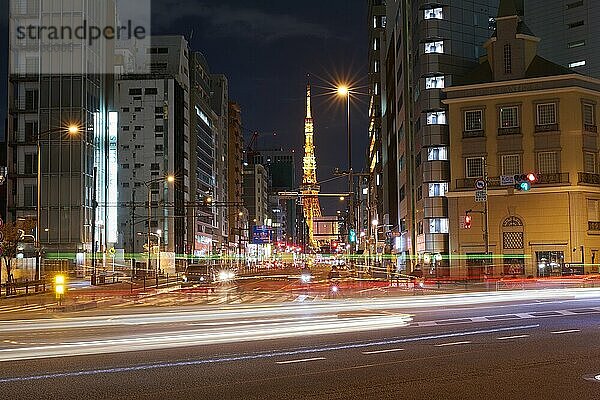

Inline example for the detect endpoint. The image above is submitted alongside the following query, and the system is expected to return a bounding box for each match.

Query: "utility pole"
[483,157,490,275]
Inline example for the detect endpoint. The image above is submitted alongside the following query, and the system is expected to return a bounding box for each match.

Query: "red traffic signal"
[526,173,537,183]
[464,215,472,229]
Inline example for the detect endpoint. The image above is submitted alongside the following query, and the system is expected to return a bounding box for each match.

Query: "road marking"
[550,329,580,334]
[496,334,530,340]
[275,357,326,365]
[434,341,472,347]
[362,348,405,355]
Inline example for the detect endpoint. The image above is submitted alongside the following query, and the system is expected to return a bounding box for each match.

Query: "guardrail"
[1,279,50,297]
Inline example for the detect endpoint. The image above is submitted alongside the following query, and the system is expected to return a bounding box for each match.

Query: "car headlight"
[300,274,311,283]
[199,276,205,281]
[182,275,188,282]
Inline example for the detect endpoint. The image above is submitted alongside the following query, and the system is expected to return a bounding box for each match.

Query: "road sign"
[475,190,487,202]
[500,175,515,186]
[475,179,486,190]
[108,247,116,256]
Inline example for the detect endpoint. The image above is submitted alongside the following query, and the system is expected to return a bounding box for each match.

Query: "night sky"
[1,1,369,215]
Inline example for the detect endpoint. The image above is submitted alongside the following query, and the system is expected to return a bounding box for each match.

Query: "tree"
[0,218,36,295]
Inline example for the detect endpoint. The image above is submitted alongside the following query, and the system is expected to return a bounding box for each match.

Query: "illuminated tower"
[301,82,322,248]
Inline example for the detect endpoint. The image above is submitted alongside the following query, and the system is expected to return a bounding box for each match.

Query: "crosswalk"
[0,303,48,314]
[110,293,327,309]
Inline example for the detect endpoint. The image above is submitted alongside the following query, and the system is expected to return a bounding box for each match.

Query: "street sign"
[108,247,116,256]
[475,190,487,202]
[475,179,486,190]
[500,175,515,186]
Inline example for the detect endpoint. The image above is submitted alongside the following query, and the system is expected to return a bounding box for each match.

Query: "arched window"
[502,216,524,275]
[503,44,512,74]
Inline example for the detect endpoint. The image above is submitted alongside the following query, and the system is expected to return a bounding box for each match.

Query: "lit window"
[373,38,379,51]
[501,154,521,176]
[427,146,448,161]
[583,103,595,126]
[374,82,379,95]
[424,8,443,20]
[425,41,444,54]
[425,75,445,89]
[588,199,600,223]
[427,111,446,125]
[429,218,449,234]
[500,106,519,128]
[466,157,484,178]
[428,182,448,197]
[568,60,586,68]
[537,152,559,174]
[464,110,483,131]
[536,103,557,125]
[374,60,379,73]
[373,16,378,28]
[584,152,597,174]
[568,40,585,48]
[376,174,381,186]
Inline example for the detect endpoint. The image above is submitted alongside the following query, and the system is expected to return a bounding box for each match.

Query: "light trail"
[0,324,539,382]
[0,287,597,333]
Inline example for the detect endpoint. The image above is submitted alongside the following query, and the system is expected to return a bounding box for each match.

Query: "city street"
[0,289,599,399]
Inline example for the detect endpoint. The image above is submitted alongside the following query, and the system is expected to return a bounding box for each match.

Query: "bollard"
[143,276,146,291]
[25,280,29,295]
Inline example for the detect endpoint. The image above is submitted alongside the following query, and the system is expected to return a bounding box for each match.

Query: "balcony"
[578,172,600,186]
[537,172,570,185]
[589,221,600,231]
[534,124,559,133]
[463,130,484,138]
[455,177,501,190]
[498,127,521,136]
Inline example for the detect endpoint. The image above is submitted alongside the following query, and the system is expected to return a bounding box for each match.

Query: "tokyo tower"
[301,82,322,248]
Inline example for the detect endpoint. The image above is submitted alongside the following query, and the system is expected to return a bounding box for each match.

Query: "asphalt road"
[1,289,599,399]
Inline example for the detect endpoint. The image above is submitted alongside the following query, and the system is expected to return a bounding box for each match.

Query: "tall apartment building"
[116,36,190,268]
[367,0,387,234]
[7,0,116,273]
[189,52,218,257]
[227,102,247,253]
[445,2,600,277]
[523,0,600,79]
[242,164,269,237]
[378,0,501,275]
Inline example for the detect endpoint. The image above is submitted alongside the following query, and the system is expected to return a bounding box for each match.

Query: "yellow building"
[443,4,600,278]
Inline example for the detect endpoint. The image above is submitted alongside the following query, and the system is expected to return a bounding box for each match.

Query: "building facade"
[523,0,600,79]
[444,3,600,277]
[227,102,248,255]
[242,164,269,238]
[378,0,501,275]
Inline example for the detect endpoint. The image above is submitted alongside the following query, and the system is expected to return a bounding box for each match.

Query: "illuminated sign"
[107,111,118,243]
[252,226,271,244]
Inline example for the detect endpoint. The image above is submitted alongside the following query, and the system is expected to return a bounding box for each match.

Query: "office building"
[242,164,269,238]
[227,102,248,255]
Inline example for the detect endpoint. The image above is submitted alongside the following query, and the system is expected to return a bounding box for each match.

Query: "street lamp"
[372,219,378,266]
[37,124,80,280]
[336,84,354,246]
[144,175,175,273]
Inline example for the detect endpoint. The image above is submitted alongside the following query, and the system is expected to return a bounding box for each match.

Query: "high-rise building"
[227,102,247,254]
[242,164,269,236]
[7,0,116,274]
[523,0,600,78]
[115,36,190,270]
[377,0,501,275]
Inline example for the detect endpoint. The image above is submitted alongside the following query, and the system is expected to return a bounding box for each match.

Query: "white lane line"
[496,334,530,340]
[275,357,326,365]
[434,341,472,347]
[550,329,581,334]
[362,348,405,355]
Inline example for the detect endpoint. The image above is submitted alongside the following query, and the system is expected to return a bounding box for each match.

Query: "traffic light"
[464,214,472,229]
[514,173,537,191]
[54,274,65,298]
[348,229,357,243]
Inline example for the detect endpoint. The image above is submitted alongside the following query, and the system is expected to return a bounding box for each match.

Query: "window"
[428,182,448,197]
[424,41,444,54]
[128,88,142,96]
[121,107,130,112]
[135,126,143,131]
[155,145,164,152]
[424,7,443,20]
[147,47,169,54]
[23,185,35,207]
[567,0,584,9]
[417,186,423,201]
[427,111,446,125]
[583,103,595,126]
[417,221,424,235]
[584,152,597,173]
[568,40,586,48]
[427,146,448,161]
[24,153,36,174]
[425,76,445,89]
[429,218,449,234]
[464,110,483,131]
[568,20,584,28]
[25,90,38,110]
[568,60,586,68]
[588,199,600,222]
[151,163,160,170]
[501,154,521,176]
[537,152,559,174]
[500,106,519,128]
[155,125,164,132]
[399,185,406,202]
[373,38,379,50]
[536,103,557,125]
[145,88,158,95]
[399,154,405,171]
[374,60,379,73]
[503,44,512,74]
[466,157,484,178]
[24,121,38,142]
[122,164,129,169]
